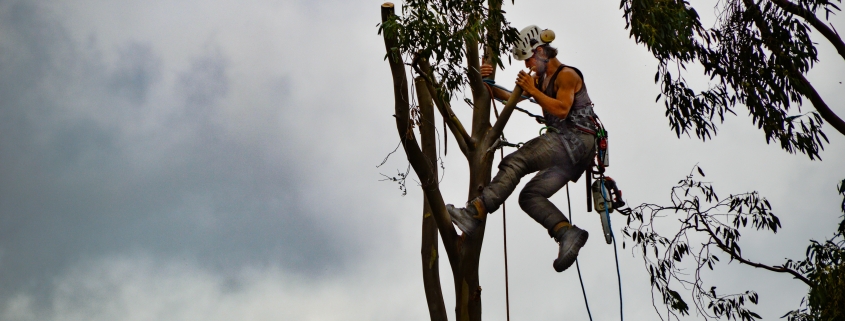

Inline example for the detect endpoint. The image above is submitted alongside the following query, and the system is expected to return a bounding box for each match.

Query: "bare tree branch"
[700,224,813,286]
[382,4,459,264]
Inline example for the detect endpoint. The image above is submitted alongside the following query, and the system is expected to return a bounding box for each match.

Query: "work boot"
[552,223,589,272]
[446,198,486,235]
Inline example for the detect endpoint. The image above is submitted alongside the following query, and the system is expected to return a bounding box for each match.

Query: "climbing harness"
[539,126,560,135]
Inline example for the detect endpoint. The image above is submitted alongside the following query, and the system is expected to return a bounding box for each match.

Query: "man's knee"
[518,188,538,211]
[498,148,533,172]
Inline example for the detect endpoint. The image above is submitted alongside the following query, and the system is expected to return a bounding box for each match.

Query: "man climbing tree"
[446,25,603,273]
[378,0,618,318]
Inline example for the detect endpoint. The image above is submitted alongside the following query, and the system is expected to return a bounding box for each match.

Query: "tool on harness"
[586,118,628,244]
[592,177,625,212]
[487,137,524,153]
[596,127,609,167]
[592,177,625,244]
[538,126,560,135]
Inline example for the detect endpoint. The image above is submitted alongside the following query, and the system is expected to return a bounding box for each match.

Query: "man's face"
[525,52,547,73]
[524,56,535,69]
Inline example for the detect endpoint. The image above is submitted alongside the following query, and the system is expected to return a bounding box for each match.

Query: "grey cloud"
[179,46,228,112]
[0,0,352,307]
[109,43,161,105]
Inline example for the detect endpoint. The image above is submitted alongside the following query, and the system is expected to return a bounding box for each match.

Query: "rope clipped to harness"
[586,117,628,321]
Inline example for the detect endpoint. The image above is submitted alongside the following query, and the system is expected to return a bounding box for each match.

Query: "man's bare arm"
[516,68,578,119]
[481,64,532,103]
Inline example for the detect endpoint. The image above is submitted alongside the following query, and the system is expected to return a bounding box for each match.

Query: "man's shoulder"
[556,66,583,86]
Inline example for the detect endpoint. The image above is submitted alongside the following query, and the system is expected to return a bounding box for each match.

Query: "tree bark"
[382,3,516,320]
[487,86,525,143]
[483,0,503,81]
[466,16,492,141]
[381,3,459,265]
[417,76,449,321]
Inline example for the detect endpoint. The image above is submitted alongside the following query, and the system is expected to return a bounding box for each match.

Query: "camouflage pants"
[480,131,595,234]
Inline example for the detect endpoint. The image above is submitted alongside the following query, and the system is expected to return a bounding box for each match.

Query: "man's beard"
[535,62,548,74]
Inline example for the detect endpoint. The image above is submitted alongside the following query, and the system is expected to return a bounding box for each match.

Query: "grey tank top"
[536,64,598,164]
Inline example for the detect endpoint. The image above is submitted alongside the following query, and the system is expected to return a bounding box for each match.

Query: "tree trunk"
[381,3,521,320]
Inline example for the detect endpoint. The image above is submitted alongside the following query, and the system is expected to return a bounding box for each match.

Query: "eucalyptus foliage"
[782,179,845,321]
[622,167,781,321]
[379,0,520,101]
[621,0,842,160]
[624,170,845,320]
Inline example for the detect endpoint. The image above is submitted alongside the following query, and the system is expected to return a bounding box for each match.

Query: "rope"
[598,159,624,321]
[566,183,594,321]
[502,147,511,321]
[486,82,511,321]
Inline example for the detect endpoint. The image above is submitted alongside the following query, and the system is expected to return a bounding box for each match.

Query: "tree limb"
[701,224,813,286]
[416,76,449,321]
[769,0,845,62]
[483,0,502,81]
[465,19,492,141]
[382,3,459,263]
[792,70,845,136]
[486,85,524,145]
[743,0,845,136]
[414,57,475,156]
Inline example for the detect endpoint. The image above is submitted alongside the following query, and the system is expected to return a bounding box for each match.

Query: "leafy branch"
[620,0,842,159]
[622,166,801,321]
[379,0,519,102]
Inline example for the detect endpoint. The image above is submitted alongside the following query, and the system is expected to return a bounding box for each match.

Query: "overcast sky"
[0,0,843,320]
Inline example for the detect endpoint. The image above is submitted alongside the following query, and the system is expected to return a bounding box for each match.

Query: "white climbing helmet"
[512,25,556,61]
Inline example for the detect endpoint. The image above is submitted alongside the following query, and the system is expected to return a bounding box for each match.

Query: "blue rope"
[565,184,594,321]
[599,161,624,321]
